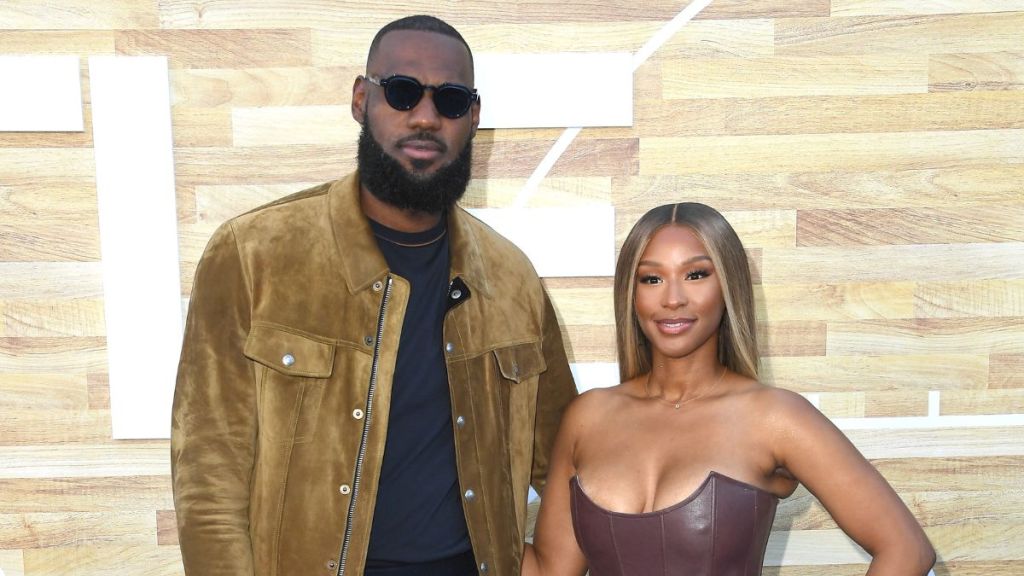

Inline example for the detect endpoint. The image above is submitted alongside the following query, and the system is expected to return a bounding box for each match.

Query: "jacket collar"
[329,171,491,298]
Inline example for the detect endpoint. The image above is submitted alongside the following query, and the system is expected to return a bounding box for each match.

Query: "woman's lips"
[656,318,695,334]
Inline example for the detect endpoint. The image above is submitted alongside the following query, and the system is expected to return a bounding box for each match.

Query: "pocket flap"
[493,342,546,383]
[244,324,335,378]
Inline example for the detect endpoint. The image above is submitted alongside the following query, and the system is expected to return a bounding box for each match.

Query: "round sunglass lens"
[434,86,471,119]
[385,77,424,110]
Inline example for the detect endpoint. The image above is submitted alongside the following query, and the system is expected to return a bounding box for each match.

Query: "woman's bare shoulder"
[563,379,640,422]
[739,382,839,446]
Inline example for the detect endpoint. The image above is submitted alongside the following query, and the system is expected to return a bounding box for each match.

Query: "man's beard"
[357,115,472,214]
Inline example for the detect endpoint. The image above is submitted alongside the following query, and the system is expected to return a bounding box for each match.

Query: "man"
[171,14,577,576]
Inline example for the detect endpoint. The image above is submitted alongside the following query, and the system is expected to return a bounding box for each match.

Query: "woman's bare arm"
[767,388,935,575]
[522,394,593,576]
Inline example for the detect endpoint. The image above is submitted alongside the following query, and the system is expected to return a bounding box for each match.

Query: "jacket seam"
[271,387,302,576]
[227,220,255,316]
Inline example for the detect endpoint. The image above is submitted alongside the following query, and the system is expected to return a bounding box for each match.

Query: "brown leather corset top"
[570,472,778,576]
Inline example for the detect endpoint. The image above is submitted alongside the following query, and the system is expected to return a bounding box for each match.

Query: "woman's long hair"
[613,203,759,382]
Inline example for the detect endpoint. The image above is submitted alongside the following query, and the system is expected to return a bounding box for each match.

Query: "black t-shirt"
[365,216,471,564]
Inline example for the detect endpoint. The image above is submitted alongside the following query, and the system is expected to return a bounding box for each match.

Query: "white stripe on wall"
[89,56,183,439]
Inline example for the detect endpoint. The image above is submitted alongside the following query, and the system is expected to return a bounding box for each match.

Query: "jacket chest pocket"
[493,342,546,385]
[492,342,547,422]
[244,324,335,445]
[492,342,547,537]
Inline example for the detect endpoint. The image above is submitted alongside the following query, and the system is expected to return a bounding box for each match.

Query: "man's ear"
[469,97,481,138]
[351,76,367,124]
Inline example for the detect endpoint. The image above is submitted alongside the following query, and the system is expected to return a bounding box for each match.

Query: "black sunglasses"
[363,74,479,119]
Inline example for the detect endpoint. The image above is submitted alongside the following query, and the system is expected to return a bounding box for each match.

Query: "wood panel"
[760,243,1024,284]
[0,374,89,410]
[615,167,1024,210]
[232,105,359,146]
[817,390,928,418]
[757,282,915,321]
[797,205,1024,245]
[436,20,776,57]
[915,281,1024,318]
[639,129,1023,175]
[0,31,114,54]
[0,300,106,337]
[662,55,929,99]
[832,0,1024,17]
[990,354,1024,389]
[776,13,1024,55]
[637,91,1024,136]
[826,318,1024,356]
[761,354,988,392]
[0,444,170,479]
[169,66,355,108]
[23,546,183,576]
[114,29,312,69]
[0,1,157,29]
[2,1,1022,573]
[941,390,1024,416]
[930,51,1024,92]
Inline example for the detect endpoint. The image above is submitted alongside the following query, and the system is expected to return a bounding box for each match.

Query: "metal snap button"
[282,354,295,367]
[352,408,364,420]
[339,484,351,495]
[364,335,373,346]
[372,280,383,292]
[456,415,465,429]
[451,289,462,299]
[445,342,454,353]
[479,561,488,573]
[464,488,475,501]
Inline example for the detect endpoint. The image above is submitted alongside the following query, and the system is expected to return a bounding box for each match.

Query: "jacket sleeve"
[530,289,579,495]
[171,221,256,575]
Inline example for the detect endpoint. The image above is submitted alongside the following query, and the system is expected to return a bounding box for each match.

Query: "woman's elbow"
[915,540,937,574]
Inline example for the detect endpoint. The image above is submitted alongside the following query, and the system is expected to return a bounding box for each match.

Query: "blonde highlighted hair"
[614,203,759,382]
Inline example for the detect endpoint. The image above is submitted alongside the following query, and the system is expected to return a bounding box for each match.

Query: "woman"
[523,203,934,575]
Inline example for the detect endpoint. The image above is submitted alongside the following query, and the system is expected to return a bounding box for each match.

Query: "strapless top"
[570,472,777,576]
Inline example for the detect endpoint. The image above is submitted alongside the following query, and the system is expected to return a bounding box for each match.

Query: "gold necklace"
[645,367,725,410]
[373,228,447,248]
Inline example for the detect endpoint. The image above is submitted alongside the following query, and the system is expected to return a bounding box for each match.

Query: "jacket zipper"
[337,275,392,576]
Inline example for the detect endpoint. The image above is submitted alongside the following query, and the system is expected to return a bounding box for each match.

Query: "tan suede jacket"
[171,173,577,576]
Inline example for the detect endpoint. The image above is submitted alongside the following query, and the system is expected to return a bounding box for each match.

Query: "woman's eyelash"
[638,269,711,283]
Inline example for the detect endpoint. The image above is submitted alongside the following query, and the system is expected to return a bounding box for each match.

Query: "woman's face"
[633,225,725,362]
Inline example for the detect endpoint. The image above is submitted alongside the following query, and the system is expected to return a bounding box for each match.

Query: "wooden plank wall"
[1,1,1022,574]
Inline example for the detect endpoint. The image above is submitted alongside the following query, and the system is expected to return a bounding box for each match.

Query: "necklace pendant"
[674,403,680,409]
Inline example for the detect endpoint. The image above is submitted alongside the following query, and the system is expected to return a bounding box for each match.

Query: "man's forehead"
[370,29,472,77]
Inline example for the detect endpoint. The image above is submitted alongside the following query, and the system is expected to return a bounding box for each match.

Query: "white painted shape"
[802,392,821,409]
[513,0,712,207]
[570,362,620,393]
[928,390,940,417]
[468,205,615,277]
[89,56,183,439]
[0,55,83,131]
[476,53,632,129]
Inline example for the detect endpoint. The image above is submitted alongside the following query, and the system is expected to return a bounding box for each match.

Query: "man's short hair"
[367,15,474,70]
